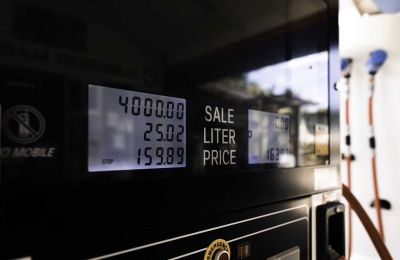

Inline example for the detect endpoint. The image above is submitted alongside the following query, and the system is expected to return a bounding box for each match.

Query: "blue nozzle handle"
[341,58,353,72]
[341,58,353,77]
[367,49,388,75]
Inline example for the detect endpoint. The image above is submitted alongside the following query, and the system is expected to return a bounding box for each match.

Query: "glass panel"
[0,0,330,177]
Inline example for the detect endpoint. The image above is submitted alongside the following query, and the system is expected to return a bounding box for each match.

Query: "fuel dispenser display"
[0,0,343,259]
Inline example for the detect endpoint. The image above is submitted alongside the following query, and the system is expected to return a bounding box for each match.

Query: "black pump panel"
[0,0,341,259]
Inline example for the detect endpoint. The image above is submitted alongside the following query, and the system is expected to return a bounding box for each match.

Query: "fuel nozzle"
[367,50,388,75]
[335,58,353,91]
[341,58,353,78]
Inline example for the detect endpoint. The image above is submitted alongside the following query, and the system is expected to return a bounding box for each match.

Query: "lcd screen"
[88,85,186,172]
[248,110,290,164]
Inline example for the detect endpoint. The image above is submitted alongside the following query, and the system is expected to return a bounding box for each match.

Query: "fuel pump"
[0,0,343,259]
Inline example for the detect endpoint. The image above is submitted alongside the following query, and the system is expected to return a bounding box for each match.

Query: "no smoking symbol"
[4,105,46,144]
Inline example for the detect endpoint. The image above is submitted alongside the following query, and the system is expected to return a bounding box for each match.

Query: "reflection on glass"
[246,52,328,110]
[248,110,292,166]
[199,51,329,167]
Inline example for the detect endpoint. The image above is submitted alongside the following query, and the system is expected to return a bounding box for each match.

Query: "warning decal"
[4,105,46,144]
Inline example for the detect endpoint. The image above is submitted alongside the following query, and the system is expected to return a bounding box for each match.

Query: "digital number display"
[248,110,290,164]
[88,85,186,172]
